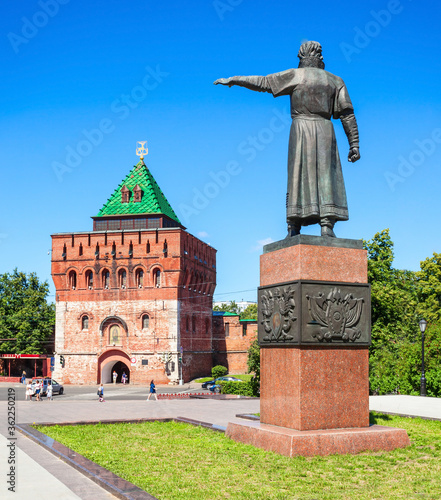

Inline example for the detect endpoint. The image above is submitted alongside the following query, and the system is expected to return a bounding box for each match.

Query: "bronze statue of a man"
[215,41,360,238]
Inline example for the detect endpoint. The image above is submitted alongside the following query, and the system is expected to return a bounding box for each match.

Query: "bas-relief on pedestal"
[258,281,371,346]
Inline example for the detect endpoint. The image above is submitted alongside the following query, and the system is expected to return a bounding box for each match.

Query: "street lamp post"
[419,319,427,397]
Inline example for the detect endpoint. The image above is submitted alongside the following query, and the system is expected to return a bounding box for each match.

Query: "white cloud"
[251,237,274,252]
[197,231,209,238]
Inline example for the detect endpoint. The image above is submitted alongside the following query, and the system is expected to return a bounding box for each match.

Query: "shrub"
[211,365,228,379]
[218,381,255,397]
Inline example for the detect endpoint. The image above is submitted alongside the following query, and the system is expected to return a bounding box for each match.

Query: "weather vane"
[136,141,148,162]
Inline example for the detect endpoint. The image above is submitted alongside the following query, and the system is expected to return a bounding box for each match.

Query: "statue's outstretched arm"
[340,112,360,163]
[214,76,271,93]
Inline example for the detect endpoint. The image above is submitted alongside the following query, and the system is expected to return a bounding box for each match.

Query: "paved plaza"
[1,382,440,499]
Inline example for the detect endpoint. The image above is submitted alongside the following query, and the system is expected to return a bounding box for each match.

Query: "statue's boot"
[320,217,336,237]
[287,220,301,237]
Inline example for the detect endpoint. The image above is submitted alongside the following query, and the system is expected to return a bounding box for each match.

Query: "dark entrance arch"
[111,361,130,383]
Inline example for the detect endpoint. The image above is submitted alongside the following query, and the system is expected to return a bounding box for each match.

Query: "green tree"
[247,339,260,380]
[213,300,240,315]
[363,230,422,394]
[417,252,441,323]
[240,303,257,320]
[0,269,55,354]
[247,339,260,396]
[363,229,419,352]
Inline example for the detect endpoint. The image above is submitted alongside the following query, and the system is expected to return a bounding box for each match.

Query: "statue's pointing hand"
[214,78,232,86]
[348,147,360,163]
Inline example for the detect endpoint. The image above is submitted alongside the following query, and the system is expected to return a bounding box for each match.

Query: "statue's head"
[298,41,325,69]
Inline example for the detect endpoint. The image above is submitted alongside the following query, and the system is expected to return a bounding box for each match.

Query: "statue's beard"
[298,57,325,69]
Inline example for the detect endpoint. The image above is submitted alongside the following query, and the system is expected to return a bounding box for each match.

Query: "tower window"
[146,240,150,254]
[119,269,127,288]
[154,269,161,288]
[69,270,77,290]
[142,314,150,329]
[133,184,142,203]
[102,269,110,289]
[192,315,196,333]
[163,240,168,258]
[121,185,130,203]
[79,243,83,256]
[136,269,144,288]
[82,315,89,330]
[225,323,230,337]
[86,270,93,289]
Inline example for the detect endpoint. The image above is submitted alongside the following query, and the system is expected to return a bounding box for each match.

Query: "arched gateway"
[98,349,131,384]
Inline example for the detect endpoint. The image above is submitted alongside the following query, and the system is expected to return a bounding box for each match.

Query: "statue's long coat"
[267,68,354,224]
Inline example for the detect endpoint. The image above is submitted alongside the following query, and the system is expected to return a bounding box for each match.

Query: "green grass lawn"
[34,413,441,500]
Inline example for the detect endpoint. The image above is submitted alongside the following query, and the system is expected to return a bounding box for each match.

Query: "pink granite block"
[260,244,367,286]
[260,347,369,431]
[226,421,411,457]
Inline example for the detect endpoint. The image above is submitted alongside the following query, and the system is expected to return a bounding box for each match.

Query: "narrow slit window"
[119,270,127,288]
[82,315,89,330]
[86,270,93,289]
[69,271,77,290]
[154,269,161,288]
[103,270,110,289]
[142,314,149,329]
[136,269,144,288]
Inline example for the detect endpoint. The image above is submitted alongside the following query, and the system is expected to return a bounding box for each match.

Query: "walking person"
[112,370,117,384]
[46,381,53,401]
[21,371,26,384]
[122,371,127,384]
[25,380,32,401]
[147,379,157,400]
[97,383,105,402]
[35,380,41,401]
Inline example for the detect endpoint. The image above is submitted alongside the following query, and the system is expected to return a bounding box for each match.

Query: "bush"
[211,365,228,379]
[218,381,255,397]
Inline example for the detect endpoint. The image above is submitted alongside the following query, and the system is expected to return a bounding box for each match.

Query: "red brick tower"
[51,155,216,385]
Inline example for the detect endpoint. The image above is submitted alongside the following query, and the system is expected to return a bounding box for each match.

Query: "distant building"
[213,300,257,313]
[51,157,216,384]
[212,311,257,373]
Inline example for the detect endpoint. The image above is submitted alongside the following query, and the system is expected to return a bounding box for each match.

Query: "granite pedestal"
[226,235,410,456]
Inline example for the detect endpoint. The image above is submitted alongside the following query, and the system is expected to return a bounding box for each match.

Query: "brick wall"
[212,315,257,374]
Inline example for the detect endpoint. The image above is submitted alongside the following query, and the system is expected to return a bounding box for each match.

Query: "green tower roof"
[96,161,181,223]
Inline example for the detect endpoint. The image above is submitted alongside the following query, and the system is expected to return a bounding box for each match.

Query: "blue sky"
[1,0,440,303]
